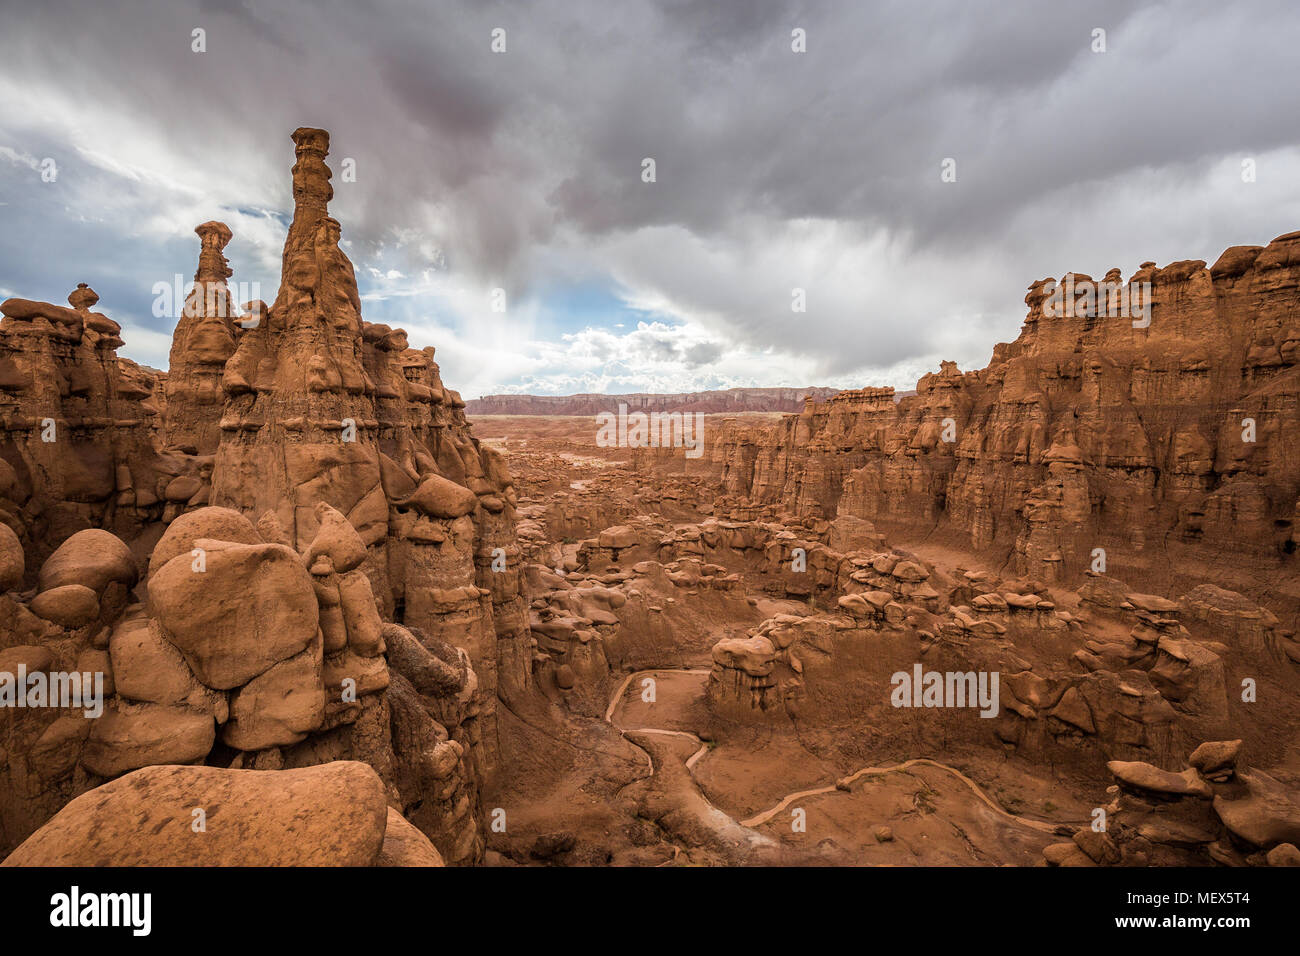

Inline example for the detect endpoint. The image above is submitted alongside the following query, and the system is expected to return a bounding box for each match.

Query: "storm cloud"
[1,0,1297,397]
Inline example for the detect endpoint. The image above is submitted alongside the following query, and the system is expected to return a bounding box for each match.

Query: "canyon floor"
[468,415,1299,867]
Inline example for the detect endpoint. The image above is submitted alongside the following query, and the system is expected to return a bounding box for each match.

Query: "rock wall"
[0,283,164,574]
[664,236,1300,619]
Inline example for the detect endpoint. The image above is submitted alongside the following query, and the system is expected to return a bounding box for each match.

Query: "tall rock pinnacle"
[205,128,530,781]
[271,127,363,338]
[164,220,237,454]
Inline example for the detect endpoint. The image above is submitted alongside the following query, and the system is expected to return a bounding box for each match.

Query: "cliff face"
[0,128,530,864]
[466,386,839,416]
[692,234,1300,612]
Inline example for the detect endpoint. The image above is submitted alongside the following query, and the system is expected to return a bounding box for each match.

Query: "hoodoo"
[0,128,531,866]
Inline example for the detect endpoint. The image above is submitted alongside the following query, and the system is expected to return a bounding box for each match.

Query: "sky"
[1,0,1298,400]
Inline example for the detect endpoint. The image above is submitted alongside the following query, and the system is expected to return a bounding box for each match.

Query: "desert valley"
[0,128,1297,873]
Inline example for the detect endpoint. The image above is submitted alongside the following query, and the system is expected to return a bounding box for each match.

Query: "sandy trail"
[604,669,713,790]
[604,668,1071,849]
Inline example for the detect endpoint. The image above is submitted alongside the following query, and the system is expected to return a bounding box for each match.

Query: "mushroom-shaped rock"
[2,762,389,866]
[711,635,776,676]
[891,560,928,583]
[1126,592,1180,615]
[1106,760,1213,798]
[972,592,1009,612]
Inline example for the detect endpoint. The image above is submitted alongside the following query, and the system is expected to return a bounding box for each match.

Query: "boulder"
[303,502,367,573]
[0,523,22,591]
[1213,771,1300,847]
[3,761,388,866]
[711,635,776,676]
[38,529,138,594]
[1189,739,1242,775]
[402,473,478,519]
[147,506,261,578]
[149,542,318,688]
[80,701,215,777]
[109,614,211,709]
[222,635,325,750]
[598,526,638,549]
[1106,760,1213,797]
[376,807,445,866]
[29,584,99,627]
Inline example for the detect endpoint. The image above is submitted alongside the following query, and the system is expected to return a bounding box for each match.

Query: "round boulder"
[0,522,23,591]
[402,473,478,519]
[30,583,100,627]
[38,529,137,594]
[148,506,261,579]
[149,542,318,689]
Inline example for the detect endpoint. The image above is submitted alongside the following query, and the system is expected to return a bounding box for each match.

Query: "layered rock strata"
[648,236,1300,619]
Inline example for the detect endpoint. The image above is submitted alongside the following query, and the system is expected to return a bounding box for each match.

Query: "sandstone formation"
[1038,744,1300,867]
[645,239,1300,625]
[0,129,526,866]
[456,234,1300,867]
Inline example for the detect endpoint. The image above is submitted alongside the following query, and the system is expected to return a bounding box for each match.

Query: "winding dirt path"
[604,667,1072,844]
[604,668,713,783]
[739,759,1064,831]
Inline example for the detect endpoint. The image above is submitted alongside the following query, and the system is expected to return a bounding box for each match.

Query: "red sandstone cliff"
[653,235,1300,617]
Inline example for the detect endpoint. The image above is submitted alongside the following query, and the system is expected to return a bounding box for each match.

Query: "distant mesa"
[466,387,841,416]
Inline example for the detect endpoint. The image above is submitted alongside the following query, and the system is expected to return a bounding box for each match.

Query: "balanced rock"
[1106,760,1213,798]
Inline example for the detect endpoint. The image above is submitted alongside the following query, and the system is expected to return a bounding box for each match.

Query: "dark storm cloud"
[1,0,1298,391]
